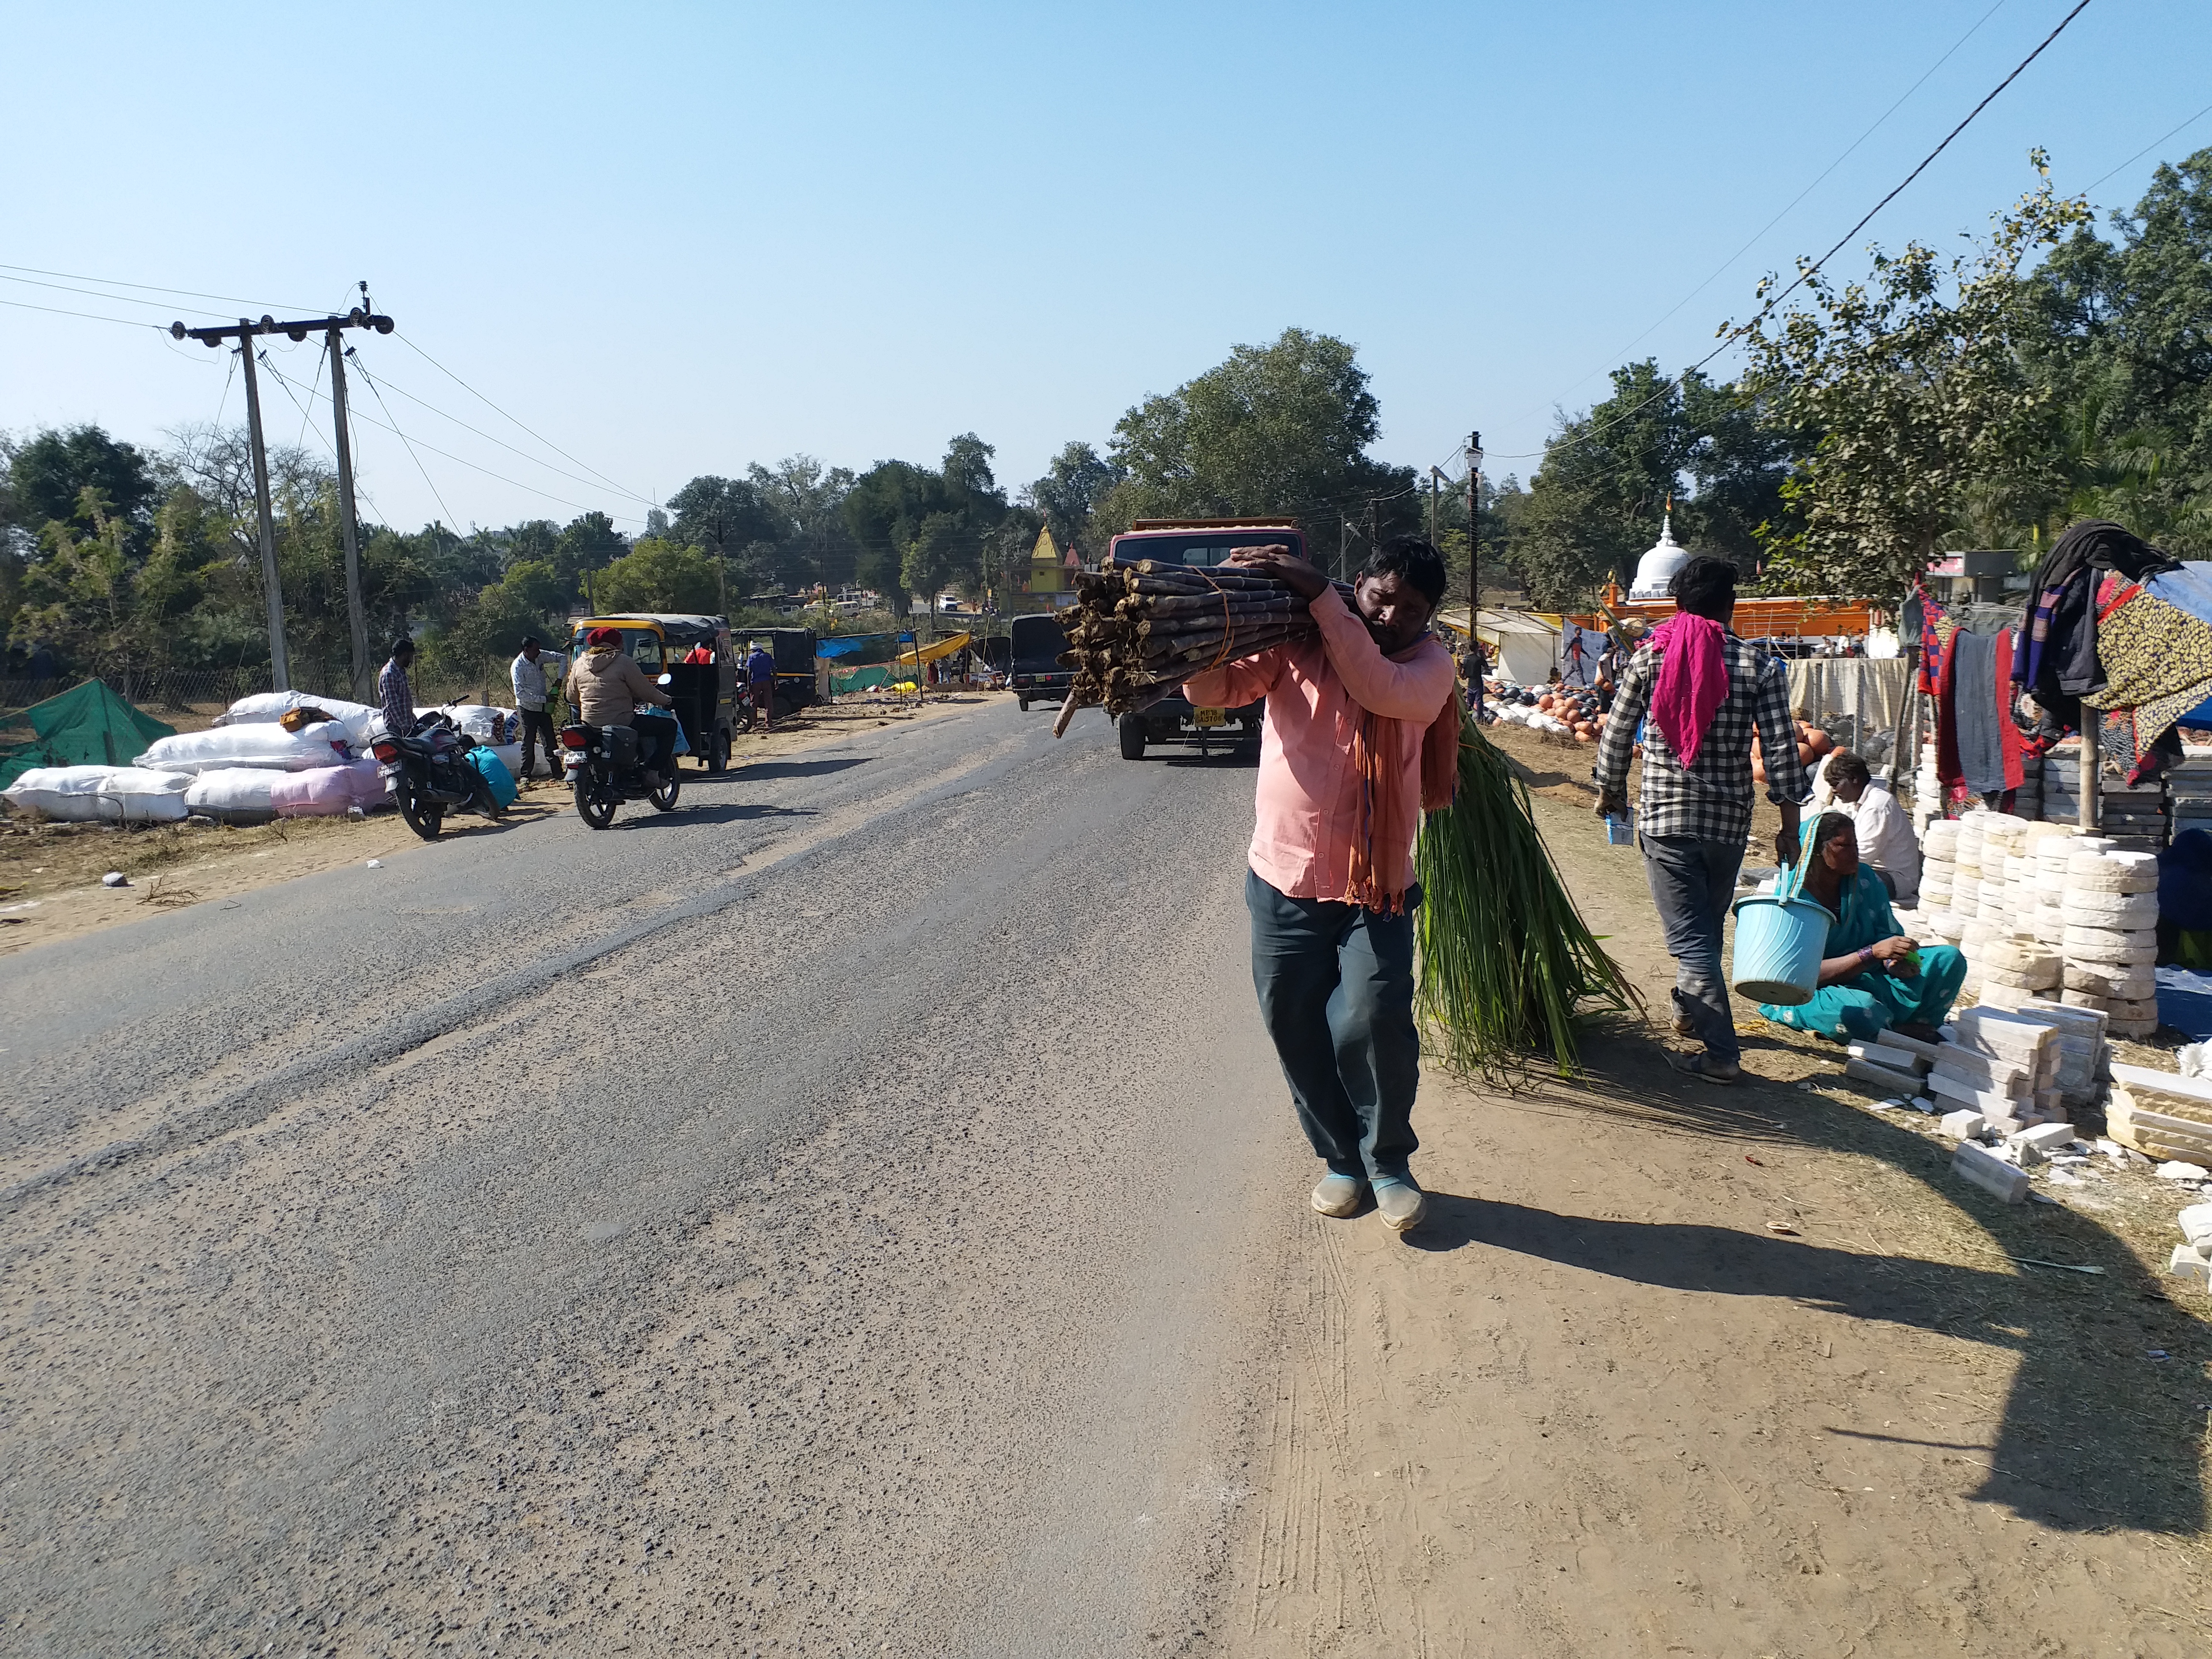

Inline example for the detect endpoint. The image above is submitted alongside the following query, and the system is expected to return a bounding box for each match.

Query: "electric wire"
[261,356,646,526]
[332,354,460,534]
[0,270,239,321]
[2084,99,2212,194]
[1502,0,2016,430]
[0,261,320,314]
[0,294,168,330]
[1488,0,2099,461]
[345,354,660,508]
[391,330,657,507]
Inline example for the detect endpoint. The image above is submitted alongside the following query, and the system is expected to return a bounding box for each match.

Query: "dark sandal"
[1670,1052,1741,1084]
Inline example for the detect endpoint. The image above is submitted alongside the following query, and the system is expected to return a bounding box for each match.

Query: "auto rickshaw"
[565,612,739,772]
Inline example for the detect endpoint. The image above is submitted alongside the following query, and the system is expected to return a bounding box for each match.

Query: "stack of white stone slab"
[1913,741,1943,834]
[1918,818,1959,926]
[1975,935,2061,1004]
[2031,830,2107,950]
[1971,998,2111,1111]
[2171,1202,2212,1295]
[1951,815,1985,924]
[1978,815,2030,925]
[2062,847,2160,1038]
[1933,1007,2064,1130]
[2107,1063,2212,1165]
[1843,1033,1934,1098]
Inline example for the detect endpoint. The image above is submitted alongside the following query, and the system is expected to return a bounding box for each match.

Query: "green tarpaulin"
[0,681,177,789]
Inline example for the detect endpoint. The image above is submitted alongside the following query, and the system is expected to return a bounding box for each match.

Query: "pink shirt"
[1184,585,1456,902]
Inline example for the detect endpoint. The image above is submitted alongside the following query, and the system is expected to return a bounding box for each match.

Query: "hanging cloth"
[1646,613,1730,768]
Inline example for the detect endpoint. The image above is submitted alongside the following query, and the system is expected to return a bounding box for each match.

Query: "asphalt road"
[0,698,1306,1657]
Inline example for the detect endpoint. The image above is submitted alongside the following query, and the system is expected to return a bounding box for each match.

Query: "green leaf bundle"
[1415,715,1641,1077]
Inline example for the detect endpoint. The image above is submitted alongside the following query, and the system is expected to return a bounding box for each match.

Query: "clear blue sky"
[6,0,2209,534]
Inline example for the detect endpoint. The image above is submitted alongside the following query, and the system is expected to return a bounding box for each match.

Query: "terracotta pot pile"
[1750,720,1832,784]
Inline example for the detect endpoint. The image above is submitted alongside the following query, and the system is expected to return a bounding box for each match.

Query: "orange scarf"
[1346,685,1462,914]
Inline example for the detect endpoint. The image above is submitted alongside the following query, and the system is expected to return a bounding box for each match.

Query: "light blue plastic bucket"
[1729,884,1834,1006]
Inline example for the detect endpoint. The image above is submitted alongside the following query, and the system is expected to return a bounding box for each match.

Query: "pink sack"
[270,765,358,817]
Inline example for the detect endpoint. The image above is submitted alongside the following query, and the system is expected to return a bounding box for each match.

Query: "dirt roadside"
[0,696,978,957]
[1224,722,2212,1657]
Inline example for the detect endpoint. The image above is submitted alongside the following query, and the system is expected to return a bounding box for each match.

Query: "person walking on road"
[746,640,776,734]
[1182,535,1461,1235]
[511,636,558,783]
[378,637,420,740]
[1594,555,1809,1084]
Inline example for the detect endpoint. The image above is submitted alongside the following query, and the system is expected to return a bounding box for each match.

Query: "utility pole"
[1339,520,1349,582]
[326,328,369,701]
[1428,469,1439,547]
[174,301,394,695]
[1369,498,1382,560]
[1466,432,1483,715]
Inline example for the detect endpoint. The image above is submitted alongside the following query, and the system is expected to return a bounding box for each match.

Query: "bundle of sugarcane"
[1416,712,1642,1077]
[1050,560,1332,735]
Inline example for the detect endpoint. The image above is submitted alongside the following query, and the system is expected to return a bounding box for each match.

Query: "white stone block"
[1939,1108,1986,1140]
[1953,1141,2030,1203]
[1848,1040,1928,1076]
[2011,1122,2077,1154]
[2179,1202,2212,1247]
[2168,1244,2212,1287]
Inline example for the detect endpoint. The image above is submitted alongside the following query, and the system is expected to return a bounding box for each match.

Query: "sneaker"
[1670,1051,1741,1084]
[1373,1178,1428,1234]
[1310,1173,1368,1218]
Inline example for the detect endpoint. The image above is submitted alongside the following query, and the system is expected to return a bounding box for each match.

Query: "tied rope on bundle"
[1049,559,1330,735]
[1051,555,1639,1075]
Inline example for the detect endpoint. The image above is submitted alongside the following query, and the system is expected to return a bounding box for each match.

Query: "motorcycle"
[371,713,506,840]
[561,699,683,829]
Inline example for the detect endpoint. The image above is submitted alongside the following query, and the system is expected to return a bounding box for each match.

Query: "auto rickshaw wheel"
[709,730,730,772]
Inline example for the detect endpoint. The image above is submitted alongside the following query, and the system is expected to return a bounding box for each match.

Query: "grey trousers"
[1641,833,1744,1065]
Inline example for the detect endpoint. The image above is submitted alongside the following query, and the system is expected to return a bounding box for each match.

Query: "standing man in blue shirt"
[746,640,776,734]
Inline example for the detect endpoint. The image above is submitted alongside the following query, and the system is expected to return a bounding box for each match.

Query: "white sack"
[426,703,516,745]
[95,767,193,824]
[217,691,383,747]
[184,766,282,819]
[1,765,119,821]
[136,721,350,775]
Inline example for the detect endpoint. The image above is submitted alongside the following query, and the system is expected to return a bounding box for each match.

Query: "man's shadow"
[1409,1035,2209,1538]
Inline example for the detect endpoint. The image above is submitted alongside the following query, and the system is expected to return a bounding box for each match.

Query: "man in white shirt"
[1825,750,1920,905]
[511,636,558,782]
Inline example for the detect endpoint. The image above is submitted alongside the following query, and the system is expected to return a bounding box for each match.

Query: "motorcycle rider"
[566,626,676,784]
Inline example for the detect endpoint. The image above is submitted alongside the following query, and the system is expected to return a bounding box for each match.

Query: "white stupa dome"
[1628,511,1690,602]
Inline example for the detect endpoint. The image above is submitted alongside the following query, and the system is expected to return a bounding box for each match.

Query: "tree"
[552,511,628,594]
[431,558,571,669]
[2020,144,2212,552]
[841,437,1005,613]
[748,454,857,590]
[668,475,782,596]
[592,536,721,614]
[1507,363,1791,607]
[1027,440,1124,556]
[1740,155,2092,594]
[9,425,158,554]
[1092,327,1417,550]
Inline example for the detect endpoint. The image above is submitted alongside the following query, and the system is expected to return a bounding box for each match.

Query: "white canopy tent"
[1436,605,1561,685]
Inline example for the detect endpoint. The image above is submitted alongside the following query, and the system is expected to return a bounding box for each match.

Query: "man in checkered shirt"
[1595,556,1809,1082]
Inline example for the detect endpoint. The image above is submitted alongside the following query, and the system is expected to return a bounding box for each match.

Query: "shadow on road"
[1159,749,1261,769]
[725,756,871,782]
[620,802,816,829]
[1407,1035,2211,1539]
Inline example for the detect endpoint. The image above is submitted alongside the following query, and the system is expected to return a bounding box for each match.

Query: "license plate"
[1193,707,1226,728]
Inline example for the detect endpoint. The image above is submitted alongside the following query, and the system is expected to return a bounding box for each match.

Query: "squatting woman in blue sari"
[1758,813,1968,1043]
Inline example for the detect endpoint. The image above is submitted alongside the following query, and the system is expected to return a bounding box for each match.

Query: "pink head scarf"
[1646,613,1730,767]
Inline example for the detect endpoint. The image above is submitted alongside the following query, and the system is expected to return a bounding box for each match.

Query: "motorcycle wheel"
[473,776,505,820]
[399,785,444,840]
[574,776,617,830]
[649,770,681,812]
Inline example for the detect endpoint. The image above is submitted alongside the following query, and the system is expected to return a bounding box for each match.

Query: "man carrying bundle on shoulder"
[1183,536,1462,1235]
[1594,555,1810,1084]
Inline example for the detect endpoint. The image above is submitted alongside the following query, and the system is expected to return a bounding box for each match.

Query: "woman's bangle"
[1856,946,1874,970]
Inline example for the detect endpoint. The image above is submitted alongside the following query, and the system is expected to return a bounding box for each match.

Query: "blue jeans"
[1641,834,1745,1065]
[1246,870,1422,1184]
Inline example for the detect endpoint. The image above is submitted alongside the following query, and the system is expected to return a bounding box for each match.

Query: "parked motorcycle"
[371,713,506,840]
[561,704,683,829]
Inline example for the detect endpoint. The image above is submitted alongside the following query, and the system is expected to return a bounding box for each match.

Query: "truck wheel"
[1118,714,1147,760]
[1018,697,1030,712]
